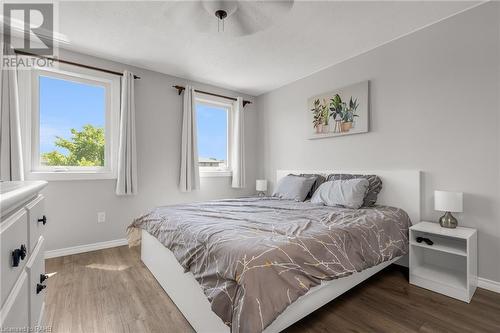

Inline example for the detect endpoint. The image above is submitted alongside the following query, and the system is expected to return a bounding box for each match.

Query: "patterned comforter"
[128,197,411,333]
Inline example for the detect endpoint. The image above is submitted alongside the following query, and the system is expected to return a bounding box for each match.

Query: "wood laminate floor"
[45,246,500,333]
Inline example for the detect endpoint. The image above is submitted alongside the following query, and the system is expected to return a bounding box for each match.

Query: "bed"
[129,169,421,333]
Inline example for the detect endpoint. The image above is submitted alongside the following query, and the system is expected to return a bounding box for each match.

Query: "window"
[195,98,232,176]
[21,65,120,180]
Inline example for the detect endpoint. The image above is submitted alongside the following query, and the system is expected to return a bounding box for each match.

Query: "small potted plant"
[329,94,344,133]
[349,97,359,128]
[321,99,330,133]
[341,97,359,132]
[310,99,324,133]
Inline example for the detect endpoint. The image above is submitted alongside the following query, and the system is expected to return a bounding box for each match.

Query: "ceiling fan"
[163,0,295,36]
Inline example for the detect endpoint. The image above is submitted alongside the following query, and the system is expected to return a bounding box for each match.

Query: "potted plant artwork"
[307,81,369,139]
[310,99,324,133]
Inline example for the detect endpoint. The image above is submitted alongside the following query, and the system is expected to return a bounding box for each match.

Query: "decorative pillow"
[291,173,327,199]
[326,174,382,207]
[272,175,316,201]
[311,179,369,209]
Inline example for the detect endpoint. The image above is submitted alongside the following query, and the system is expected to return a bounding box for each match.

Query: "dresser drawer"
[26,195,46,253]
[1,209,28,307]
[27,237,46,328]
[0,271,29,329]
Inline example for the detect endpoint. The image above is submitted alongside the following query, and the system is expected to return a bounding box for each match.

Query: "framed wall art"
[308,81,369,139]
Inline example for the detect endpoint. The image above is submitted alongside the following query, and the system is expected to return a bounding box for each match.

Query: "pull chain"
[218,18,225,32]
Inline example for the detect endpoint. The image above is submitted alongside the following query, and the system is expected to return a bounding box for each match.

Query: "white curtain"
[0,42,24,181]
[179,85,200,192]
[115,71,137,195]
[231,97,245,188]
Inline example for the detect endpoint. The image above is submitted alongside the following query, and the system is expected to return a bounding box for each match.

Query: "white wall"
[41,49,258,251]
[256,3,500,282]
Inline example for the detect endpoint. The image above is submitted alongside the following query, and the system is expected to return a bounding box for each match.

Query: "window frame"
[19,62,120,181]
[195,95,233,178]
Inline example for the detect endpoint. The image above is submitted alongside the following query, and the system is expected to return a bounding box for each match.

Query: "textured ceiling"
[58,1,481,96]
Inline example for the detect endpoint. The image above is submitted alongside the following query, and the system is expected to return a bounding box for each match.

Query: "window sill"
[26,171,116,181]
[200,170,232,178]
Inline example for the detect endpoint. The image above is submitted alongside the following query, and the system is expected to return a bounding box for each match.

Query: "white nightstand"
[409,221,477,303]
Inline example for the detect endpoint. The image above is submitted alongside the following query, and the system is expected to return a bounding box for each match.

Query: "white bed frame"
[141,170,421,333]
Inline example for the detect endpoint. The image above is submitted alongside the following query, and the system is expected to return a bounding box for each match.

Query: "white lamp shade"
[256,179,267,192]
[434,190,463,212]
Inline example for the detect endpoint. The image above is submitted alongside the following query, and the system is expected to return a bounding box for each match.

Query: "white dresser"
[0,181,48,330]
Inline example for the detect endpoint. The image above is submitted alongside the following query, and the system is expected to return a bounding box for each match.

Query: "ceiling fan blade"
[233,1,294,35]
[162,1,212,32]
[225,16,253,36]
[241,0,295,14]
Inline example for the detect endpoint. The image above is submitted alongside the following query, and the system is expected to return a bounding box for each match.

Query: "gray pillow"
[311,179,369,209]
[326,174,382,207]
[289,174,326,199]
[273,175,316,201]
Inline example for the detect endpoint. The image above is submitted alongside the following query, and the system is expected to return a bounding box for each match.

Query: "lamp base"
[257,191,266,197]
[439,211,458,229]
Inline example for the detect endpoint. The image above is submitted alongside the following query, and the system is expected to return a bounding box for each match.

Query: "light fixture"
[202,1,237,33]
[434,190,463,228]
[215,9,227,32]
[256,179,268,197]
[164,1,294,36]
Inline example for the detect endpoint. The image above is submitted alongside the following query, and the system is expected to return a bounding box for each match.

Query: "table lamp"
[434,190,463,228]
[256,179,267,197]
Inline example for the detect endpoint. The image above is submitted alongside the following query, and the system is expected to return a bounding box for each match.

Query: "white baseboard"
[478,277,500,294]
[44,238,128,259]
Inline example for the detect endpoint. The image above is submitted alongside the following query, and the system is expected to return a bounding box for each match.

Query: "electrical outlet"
[97,212,106,223]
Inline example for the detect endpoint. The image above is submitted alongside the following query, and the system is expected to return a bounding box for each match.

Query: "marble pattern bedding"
[128,197,411,333]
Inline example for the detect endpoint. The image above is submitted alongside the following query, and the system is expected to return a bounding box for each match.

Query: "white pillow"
[311,178,369,209]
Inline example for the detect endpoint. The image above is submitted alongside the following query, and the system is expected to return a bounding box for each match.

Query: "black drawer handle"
[37,215,47,225]
[40,273,49,283]
[416,236,434,246]
[36,283,46,294]
[12,244,27,267]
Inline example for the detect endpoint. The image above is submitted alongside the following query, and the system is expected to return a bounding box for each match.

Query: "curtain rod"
[172,85,252,107]
[13,50,141,80]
